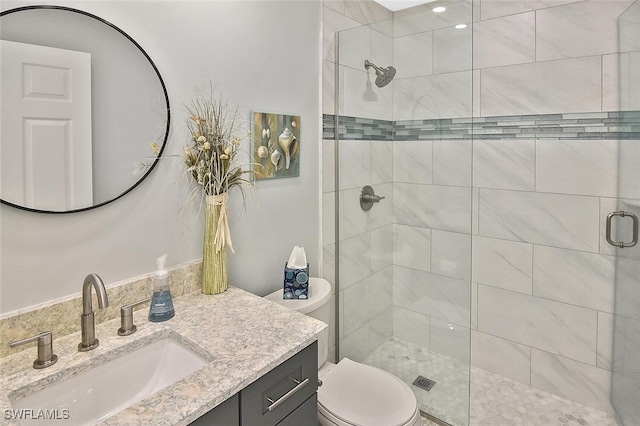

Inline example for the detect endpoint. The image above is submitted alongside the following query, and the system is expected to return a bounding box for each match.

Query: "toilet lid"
[318,358,417,426]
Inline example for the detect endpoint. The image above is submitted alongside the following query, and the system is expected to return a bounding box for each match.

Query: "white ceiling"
[373,0,437,12]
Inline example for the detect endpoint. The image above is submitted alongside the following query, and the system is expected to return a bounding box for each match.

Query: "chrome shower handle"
[606,211,638,248]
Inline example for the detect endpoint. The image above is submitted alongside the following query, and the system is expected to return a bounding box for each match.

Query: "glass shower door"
[333,2,473,424]
[611,3,640,424]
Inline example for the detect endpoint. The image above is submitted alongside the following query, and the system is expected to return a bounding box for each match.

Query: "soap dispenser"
[148,254,175,322]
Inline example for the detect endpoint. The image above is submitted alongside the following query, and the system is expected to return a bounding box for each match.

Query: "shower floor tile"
[364,337,620,426]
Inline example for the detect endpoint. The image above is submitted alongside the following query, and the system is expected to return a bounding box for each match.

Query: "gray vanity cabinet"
[189,394,239,426]
[190,341,318,426]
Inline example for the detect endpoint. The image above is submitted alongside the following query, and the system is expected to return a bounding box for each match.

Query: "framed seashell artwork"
[251,111,300,180]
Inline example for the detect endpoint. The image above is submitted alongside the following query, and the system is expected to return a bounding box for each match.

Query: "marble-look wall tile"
[339,25,370,71]
[430,317,471,363]
[393,306,430,349]
[342,67,393,120]
[339,139,370,190]
[342,187,368,239]
[605,52,640,112]
[618,140,640,200]
[612,315,640,380]
[323,0,345,15]
[613,256,640,320]
[370,307,393,351]
[597,311,614,371]
[473,139,535,191]
[343,267,392,336]
[472,236,533,295]
[473,11,535,69]
[371,224,393,274]
[338,233,371,290]
[478,189,600,252]
[323,192,337,245]
[323,61,336,115]
[370,26,393,70]
[393,32,433,79]
[394,266,471,326]
[393,140,433,184]
[394,183,472,233]
[536,139,618,197]
[477,285,597,364]
[480,56,601,116]
[394,71,473,120]
[620,9,640,52]
[393,0,474,37]
[323,244,336,289]
[433,140,472,187]
[536,0,632,61]
[431,230,471,281]
[611,372,640,425]
[323,5,361,63]
[471,330,531,385]
[340,322,370,362]
[371,141,393,185]
[531,349,613,413]
[393,224,431,272]
[344,0,392,26]
[479,0,581,20]
[533,246,615,313]
[341,183,392,239]
[433,25,472,74]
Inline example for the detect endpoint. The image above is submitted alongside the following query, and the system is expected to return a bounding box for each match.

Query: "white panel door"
[1,40,92,211]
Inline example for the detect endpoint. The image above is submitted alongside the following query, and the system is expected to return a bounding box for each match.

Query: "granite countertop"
[0,287,327,425]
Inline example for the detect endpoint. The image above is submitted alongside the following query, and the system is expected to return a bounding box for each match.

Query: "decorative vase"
[202,195,228,294]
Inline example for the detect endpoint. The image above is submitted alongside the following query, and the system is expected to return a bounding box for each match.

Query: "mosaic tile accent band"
[323,111,640,141]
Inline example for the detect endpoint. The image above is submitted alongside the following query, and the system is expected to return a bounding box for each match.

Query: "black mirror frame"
[0,5,170,214]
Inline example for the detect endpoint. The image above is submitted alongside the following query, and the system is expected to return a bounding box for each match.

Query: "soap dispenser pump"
[148,254,175,322]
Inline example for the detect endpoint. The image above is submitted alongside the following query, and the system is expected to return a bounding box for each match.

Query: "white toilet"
[265,277,422,426]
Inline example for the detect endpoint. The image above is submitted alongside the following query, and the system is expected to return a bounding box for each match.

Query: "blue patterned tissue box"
[283,262,309,299]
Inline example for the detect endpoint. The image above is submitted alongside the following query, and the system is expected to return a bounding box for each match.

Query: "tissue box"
[283,262,309,299]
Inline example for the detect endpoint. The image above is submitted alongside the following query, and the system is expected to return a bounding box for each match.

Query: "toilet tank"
[264,277,332,367]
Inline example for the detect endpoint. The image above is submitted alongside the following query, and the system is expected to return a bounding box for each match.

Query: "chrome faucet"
[78,273,109,352]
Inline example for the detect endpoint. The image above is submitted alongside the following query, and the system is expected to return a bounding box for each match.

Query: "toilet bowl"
[265,278,421,426]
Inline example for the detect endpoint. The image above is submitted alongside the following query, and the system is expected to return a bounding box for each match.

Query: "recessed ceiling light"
[373,0,437,12]
[433,6,446,13]
[455,24,467,29]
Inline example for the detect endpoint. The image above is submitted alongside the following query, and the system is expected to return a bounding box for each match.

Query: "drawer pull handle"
[266,377,309,412]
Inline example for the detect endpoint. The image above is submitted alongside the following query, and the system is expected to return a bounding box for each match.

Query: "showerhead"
[364,59,396,88]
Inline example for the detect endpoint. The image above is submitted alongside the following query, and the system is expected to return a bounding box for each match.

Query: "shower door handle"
[606,211,639,248]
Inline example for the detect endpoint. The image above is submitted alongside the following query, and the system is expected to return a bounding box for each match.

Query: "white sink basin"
[11,337,208,425]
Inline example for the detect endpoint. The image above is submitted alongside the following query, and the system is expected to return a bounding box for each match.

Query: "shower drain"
[412,375,436,391]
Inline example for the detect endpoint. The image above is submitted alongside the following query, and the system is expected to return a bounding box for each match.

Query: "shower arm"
[364,60,383,75]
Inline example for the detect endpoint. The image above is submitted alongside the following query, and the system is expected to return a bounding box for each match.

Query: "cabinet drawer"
[240,341,318,426]
[189,393,239,426]
[277,394,317,426]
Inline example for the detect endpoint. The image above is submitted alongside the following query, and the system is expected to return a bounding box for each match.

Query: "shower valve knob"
[360,185,385,211]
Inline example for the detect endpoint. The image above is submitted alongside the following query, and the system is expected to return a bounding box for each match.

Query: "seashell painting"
[251,111,300,180]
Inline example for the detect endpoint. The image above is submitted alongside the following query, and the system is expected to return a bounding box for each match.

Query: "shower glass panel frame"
[332,2,474,424]
[611,2,640,425]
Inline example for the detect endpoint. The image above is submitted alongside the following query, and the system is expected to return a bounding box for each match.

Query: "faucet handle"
[117,298,150,336]
[10,331,58,369]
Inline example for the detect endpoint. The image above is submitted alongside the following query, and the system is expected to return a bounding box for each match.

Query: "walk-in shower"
[325,0,640,425]
[364,59,396,88]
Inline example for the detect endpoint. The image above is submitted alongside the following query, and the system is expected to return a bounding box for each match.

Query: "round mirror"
[0,5,170,213]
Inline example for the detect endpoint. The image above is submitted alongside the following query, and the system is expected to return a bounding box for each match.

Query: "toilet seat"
[318,358,419,426]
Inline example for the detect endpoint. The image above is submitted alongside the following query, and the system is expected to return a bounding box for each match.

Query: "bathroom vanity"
[191,341,318,425]
[0,287,326,425]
